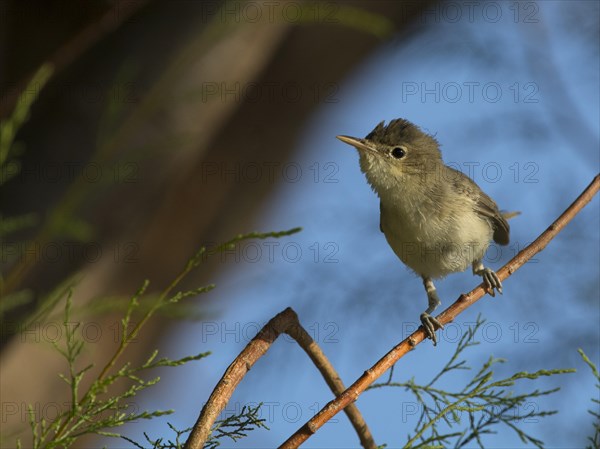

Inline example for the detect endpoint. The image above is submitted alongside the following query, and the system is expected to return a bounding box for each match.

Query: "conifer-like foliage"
[368,317,577,448]
[13,228,299,449]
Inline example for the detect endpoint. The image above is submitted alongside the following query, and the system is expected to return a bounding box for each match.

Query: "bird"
[337,118,513,345]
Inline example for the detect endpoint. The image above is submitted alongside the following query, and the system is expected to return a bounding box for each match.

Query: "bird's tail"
[502,211,521,220]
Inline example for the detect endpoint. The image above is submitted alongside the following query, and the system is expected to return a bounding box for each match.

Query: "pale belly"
[381,207,492,279]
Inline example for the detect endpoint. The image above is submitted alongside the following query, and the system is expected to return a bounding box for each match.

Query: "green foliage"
[0,213,38,238]
[15,228,301,449]
[121,404,268,449]
[21,291,202,449]
[121,423,194,449]
[0,64,53,311]
[329,4,394,38]
[0,64,53,184]
[579,349,600,449]
[1,63,140,308]
[368,316,576,449]
[203,403,269,449]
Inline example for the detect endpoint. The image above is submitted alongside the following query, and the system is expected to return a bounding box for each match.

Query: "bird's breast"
[379,193,492,278]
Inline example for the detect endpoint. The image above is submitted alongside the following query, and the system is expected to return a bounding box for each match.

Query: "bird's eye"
[391,147,406,159]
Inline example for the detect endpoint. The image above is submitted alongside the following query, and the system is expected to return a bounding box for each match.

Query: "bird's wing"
[475,192,510,245]
[448,167,510,245]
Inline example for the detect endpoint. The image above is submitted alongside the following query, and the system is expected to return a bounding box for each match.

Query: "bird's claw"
[477,267,503,297]
[420,312,444,346]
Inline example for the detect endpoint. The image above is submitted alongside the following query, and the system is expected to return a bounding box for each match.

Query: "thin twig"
[278,173,600,448]
[184,308,377,449]
[285,314,377,449]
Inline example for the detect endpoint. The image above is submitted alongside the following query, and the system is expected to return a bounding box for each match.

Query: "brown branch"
[285,317,377,449]
[184,308,377,449]
[279,173,600,448]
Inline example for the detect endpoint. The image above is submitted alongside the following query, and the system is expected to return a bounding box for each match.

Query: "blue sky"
[118,2,599,447]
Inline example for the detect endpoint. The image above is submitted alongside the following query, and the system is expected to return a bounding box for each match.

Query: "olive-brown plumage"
[337,118,512,345]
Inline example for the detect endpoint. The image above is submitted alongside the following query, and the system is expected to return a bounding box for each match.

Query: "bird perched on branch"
[338,118,515,345]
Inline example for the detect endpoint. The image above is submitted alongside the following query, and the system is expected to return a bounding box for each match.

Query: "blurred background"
[1,1,598,448]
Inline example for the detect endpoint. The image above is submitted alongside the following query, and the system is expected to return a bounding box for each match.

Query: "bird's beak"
[336,135,376,154]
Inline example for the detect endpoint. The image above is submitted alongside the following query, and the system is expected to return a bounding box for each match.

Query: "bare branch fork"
[184,308,377,449]
[186,174,599,449]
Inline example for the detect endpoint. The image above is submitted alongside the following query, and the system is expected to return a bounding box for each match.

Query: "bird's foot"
[420,312,444,346]
[474,266,503,297]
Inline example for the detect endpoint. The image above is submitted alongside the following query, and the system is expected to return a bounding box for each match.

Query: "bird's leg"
[420,277,444,345]
[472,260,503,296]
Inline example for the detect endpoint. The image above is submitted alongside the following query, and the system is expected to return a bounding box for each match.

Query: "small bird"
[337,118,512,345]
